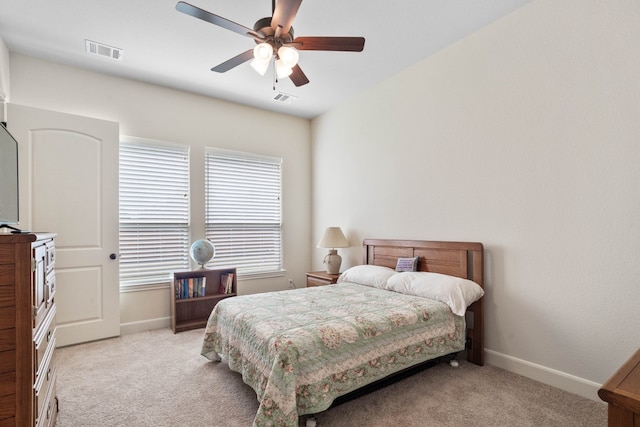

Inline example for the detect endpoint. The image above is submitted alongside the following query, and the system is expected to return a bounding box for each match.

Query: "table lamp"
[317,227,350,274]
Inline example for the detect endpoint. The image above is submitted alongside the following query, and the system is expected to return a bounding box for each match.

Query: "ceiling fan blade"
[271,0,302,35]
[176,1,260,39]
[289,64,309,87]
[211,49,254,73]
[291,36,365,52]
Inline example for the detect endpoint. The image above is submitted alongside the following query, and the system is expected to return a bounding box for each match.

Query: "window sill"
[119,270,287,292]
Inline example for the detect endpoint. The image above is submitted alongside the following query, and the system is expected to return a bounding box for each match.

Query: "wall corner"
[0,36,11,109]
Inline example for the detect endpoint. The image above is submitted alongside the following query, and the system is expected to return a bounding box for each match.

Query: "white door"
[9,104,120,346]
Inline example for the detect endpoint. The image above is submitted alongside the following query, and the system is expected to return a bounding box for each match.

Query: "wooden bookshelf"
[170,267,237,333]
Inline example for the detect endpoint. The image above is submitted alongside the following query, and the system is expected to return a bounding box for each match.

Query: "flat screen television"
[0,121,21,233]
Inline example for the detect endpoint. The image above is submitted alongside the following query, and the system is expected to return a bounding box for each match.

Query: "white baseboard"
[120,317,170,335]
[485,349,604,403]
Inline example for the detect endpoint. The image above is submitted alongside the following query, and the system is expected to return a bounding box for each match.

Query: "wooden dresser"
[599,348,640,426]
[0,233,58,426]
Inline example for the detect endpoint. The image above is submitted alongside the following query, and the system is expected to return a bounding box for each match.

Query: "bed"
[201,239,484,427]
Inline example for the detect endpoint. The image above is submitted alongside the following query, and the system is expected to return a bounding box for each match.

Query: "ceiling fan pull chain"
[273,57,277,90]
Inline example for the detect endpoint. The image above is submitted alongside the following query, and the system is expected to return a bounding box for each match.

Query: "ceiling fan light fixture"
[277,46,299,68]
[253,42,273,61]
[175,1,366,88]
[250,57,270,75]
[275,59,293,78]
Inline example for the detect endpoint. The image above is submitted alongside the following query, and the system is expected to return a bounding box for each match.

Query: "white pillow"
[385,271,484,316]
[337,265,397,289]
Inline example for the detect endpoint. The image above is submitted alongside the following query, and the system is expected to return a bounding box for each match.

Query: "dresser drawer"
[45,241,55,274]
[32,243,47,330]
[35,366,57,427]
[34,305,56,381]
[307,276,331,287]
[34,340,56,426]
[305,272,340,287]
[46,270,55,307]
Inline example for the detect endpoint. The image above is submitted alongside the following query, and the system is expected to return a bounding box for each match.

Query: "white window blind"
[205,149,282,276]
[119,139,190,287]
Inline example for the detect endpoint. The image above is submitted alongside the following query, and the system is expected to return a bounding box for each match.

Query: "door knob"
[109,253,117,260]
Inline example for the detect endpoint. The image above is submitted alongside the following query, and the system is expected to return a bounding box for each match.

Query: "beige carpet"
[55,328,607,427]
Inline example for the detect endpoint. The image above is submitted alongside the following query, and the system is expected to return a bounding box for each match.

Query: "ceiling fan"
[176,0,365,87]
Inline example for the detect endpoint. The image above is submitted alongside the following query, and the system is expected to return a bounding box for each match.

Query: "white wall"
[4,0,639,401]
[312,0,640,400]
[0,37,9,118]
[7,53,312,332]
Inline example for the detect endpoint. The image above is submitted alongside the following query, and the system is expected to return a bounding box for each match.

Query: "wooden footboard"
[363,239,485,366]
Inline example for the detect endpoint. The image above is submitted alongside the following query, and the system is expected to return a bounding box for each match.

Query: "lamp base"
[324,249,342,275]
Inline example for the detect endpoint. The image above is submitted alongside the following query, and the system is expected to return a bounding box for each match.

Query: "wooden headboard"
[363,239,484,366]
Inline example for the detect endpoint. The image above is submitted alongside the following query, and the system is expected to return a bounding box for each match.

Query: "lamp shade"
[253,42,273,61]
[277,46,299,68]
[250,42,273,76]
[275,59,293,78]
[250,57,270,75]
[317,227,350,249]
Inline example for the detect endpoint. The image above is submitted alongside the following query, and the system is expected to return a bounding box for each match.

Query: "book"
[200,276,206,297]
[225,273,234,294]
[176,272,231,298]
[175,279,182,300]
[219,274,228,294]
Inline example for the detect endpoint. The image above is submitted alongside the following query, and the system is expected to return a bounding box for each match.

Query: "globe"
[190,239,215,268]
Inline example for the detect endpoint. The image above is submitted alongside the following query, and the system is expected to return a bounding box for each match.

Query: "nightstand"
[306,271,340,287]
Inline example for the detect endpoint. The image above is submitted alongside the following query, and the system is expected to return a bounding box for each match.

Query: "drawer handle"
[47,330,52,342]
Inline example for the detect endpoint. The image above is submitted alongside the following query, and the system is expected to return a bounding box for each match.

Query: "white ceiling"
[0,0,531,119]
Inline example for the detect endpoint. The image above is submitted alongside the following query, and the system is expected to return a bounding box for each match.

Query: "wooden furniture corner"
[599,348,640,426]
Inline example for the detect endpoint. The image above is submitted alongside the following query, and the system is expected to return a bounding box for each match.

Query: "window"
[205,149,283,277]
[119,138,190,288]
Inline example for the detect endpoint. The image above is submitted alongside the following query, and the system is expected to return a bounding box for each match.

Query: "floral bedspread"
[201,282,465,427]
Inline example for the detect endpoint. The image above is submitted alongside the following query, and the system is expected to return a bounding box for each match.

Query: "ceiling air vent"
[85,40,123,60]
[273,92,297,104]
